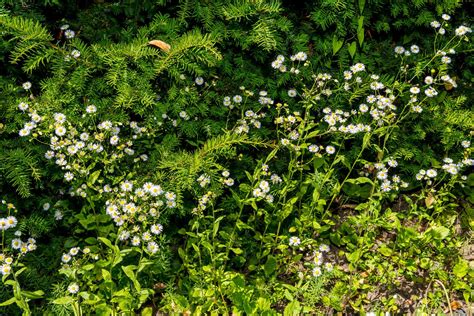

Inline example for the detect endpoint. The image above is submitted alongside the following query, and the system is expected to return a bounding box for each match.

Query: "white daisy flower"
[71,49,81,58]
[18,102,29,111]
[326,146,336,154]
[19,129,30,137]
[65,29,75,39]
[312,267,322,277]
[86,105,97,113]
[195,77,204,85]
[64,172,74,181]
[22,82,32,90]
[410,45,420,54]
[67,283,79,294]
[289,236,301,246]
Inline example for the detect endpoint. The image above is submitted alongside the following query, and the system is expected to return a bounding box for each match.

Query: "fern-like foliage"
[0,15,52,66]
[0,145,42,197]
[154,29,222,77]
[157,132,270,194]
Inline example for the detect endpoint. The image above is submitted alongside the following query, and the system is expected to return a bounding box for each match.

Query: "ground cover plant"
[0,0,473,315]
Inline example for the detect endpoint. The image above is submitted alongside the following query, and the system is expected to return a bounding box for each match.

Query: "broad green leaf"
[232,275,245,288]
[98,237,114,249]
[4,279,16,286]
[256,297,271,310]
[426,226,450,240]
[0,297,16,307]
[14,267,27,277]
[213,215,225,238]
[264,255,277,276]
[141,307,153,316]
[21,290,44,299]
[332,37,344,55]
[87,170,101,186]
[122,265,141,291]
[357,27,364,46]
[53,296,74,305]
[358,0,365,14]
[378,244,392,257]
[420,258,431,269]
[348,41,357,58]
[102,269,112,281]
[345,177,374,185]
[84,237,98,244]
[453,259,469,278]
[283,300,301,316]
[231,248,243,254]
[306,129,321,139]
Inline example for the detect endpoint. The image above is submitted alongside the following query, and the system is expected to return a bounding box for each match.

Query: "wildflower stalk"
[324,134,370,217]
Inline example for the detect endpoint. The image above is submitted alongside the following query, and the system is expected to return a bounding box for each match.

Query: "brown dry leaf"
[148,40,171,52]
[444,76,457,91]
[425,193,435,208]
[444,82,454,90]
[450,300,462,310]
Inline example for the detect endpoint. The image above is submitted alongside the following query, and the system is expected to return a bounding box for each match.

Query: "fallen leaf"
[450,300,462,310]
[148,40,171,52]
[425,193,435,208]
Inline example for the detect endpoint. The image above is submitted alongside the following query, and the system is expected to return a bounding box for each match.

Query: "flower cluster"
[430,13,472,37]
[104,180,172,253]
[258,90,274,106]
[290,52,308,62]
[223,95,241,109]
[271,54,286,72]
[322,107,372,134]
[0,200,37,276]
[309,244,333,278]
[233,109,265,134]
[197,174,211,187]
[221,170,235,187]
[0,215,17,231]
[394,44,421,56]
[252,180,274,203]
[18,108,43,137]
[193,191,216,214]
[274,108,307,151]
[415,168,438,183]
[271,52,308,74]
[61,246,89,264]
[455,25,472,36]
[60,24,75,39]
[415,157,473,184]
[288,237,336,278]
[249,165,281,204]
[369,159,408,192]
[0,254,14,276]
[1,236,37,276]
[18,105,152,189]
[223,87,253,109]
